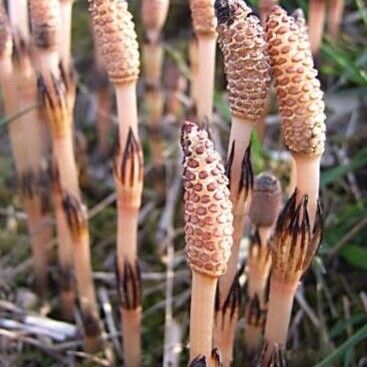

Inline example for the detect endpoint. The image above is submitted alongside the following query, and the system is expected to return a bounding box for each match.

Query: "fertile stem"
[181,121,233,365]
[190,273,217,362]
[213,1,271,363]
[262,7,326,364]
[88,1,143,363]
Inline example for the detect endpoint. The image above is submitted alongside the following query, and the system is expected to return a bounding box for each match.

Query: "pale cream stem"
[121,309,142,367]
[258,226,272,247]
[23,198,49,292]
[8,0,29,41]
[263,278,297,348]
[219,214,244,305]
[190,272,217,363]
[59,0,73,68]
[115,83,139,145]
[0,58,27,172]
[218,117,252,302]
[53,135,80,197]
[35,49,60,77]
[74,232,98,315]
[54,191,75,318]
[288,157,297,195]
[117,206,139,268]
[294,155,321,228]
[197,36,216,123]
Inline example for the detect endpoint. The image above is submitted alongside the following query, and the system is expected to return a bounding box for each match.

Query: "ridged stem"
[117,206,139,267]
[293,155,320,228]
[197,35,216,123]
[8,0,29,41]
[53,134,80,197]
[22,197,51,294]
[121,309,142,367]
[115,83,139,145]
[190,272,217,363]
[59,0,73,69]
[53,188,75,320]
[262,279,297,362]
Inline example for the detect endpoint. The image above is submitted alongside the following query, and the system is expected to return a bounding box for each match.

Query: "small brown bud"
[249,173,282,228]
[182,121,233,278]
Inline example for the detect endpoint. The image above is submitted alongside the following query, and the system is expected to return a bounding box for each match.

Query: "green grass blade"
[315,324,367,367]
[321,148,367,187]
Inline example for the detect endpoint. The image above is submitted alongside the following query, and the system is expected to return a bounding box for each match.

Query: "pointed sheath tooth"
[249,173,282,228]
[215,0,272,123]
[190,0,217,37]
[259,342,287,367]
[29,0,60,49]
[113,128,144,208]
[116,259,142,310]
[38,74,70,138]
[181,121,233,278]
[272,191,323,284]
[62,193,88,239]
[141,0,169,41]
[88,0,140,85]
[265,5,326,157]
[0,3,12,58]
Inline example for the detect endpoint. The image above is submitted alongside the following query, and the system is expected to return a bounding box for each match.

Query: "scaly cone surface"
[89,0,140,85]
[216,0,271,124]
[182,121,233,278]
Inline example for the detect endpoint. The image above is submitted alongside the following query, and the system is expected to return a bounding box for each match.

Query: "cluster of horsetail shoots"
[89,0,143,365]
[213,0,271,364]
[245,173,281,357]
[189,0,217,124]
[0,0,332,364]
[260,6,325,364]
[142,0,169,199]
[182,120,233,366]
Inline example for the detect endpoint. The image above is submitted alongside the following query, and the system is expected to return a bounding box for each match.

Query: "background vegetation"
[0,0,366,365]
